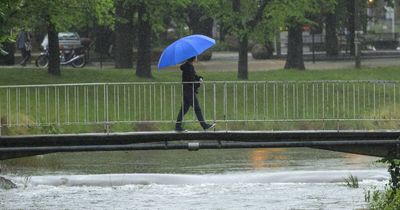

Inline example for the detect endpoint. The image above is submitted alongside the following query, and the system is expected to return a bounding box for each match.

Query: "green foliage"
[0,0,24,41]
[129,0,191,35]
[213,0,268,39]
[366,187,400,210]
[366,149,400,209]
[379,153,400,190]
[344,174,359,188]
[21,0,114,31]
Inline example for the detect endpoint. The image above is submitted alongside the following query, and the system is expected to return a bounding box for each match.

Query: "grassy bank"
[1,66,400,134]
[0,66,400,85]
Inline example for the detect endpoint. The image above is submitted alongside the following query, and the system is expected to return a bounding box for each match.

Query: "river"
[0,148,389,209]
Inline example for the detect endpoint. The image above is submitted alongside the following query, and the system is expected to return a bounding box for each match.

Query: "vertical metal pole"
[203,83,206,120]
[16,88,19,126]
[26,88,30,126]
[213,82,216,124]
[224,82,227,130]
[192,83,195,122]
[159,85,162,121]
[134,85,137,121]
[253,84,256,120]
[264,82,267,120]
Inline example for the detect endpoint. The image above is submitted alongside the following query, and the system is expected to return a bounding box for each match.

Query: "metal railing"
[1,80,400,134]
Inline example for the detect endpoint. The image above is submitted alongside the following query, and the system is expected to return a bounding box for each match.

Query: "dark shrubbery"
[251,44,273,59]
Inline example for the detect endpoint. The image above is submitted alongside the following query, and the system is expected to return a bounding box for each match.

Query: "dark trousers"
[176,92,207,129]
[20,48,31,65]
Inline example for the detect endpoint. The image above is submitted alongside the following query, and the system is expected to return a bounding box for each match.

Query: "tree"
[285,21,305,69]
[121,0,189,78]
[135,1,152,78]
[0,0,23,64]
[114,0,135,68]
[268,0,336,70]
[186,3,213,37]
[213,0,268,80]
[325,4,339,57]
[185,2,214,60]
[19,0,113,75]
[0,0,23,41]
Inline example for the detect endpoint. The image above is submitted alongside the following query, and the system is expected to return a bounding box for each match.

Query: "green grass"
[0,66,400,85]
[1,66,400,135]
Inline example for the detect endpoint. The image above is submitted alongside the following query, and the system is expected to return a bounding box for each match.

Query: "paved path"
[2,52,400,71]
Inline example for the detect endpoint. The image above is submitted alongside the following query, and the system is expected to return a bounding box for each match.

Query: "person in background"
[175,56,216,132]
[16,28,32,66]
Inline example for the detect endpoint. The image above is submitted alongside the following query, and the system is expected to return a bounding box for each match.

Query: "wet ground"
[3,51,400,71]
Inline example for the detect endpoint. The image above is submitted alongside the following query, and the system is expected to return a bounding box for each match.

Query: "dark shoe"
[203,123,216,131]
[175,127,188,132]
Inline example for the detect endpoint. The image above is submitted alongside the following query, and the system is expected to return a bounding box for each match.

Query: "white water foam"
[7,169,389,187]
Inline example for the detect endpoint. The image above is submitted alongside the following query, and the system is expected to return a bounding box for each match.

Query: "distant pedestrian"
[175,56,216,132]
[16,28,32,66]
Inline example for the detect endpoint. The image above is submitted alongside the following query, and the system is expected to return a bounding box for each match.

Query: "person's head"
[187,56,197,63]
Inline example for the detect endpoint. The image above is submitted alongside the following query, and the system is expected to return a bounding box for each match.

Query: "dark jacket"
[180,62,202,94]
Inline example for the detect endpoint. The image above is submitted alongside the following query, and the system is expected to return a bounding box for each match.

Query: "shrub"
[251,44,272,59]
[366,188,400,210]
[198,50,212,61]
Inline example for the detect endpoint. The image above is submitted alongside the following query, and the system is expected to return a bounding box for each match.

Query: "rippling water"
[0,148,389,209]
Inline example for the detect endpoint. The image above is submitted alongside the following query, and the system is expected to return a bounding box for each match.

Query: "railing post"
[213,82,216,125]
[104,84,111,134]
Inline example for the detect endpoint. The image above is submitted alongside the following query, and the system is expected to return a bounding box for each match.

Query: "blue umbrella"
[158,34,216,69]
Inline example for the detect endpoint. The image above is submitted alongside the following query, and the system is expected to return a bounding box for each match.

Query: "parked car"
[40,32,82,50]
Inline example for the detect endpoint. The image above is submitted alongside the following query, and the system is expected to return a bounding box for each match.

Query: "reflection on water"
[0,148,386,175]
[250,148,287,169]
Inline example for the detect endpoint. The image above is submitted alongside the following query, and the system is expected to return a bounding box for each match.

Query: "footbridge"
[1,80,400,160]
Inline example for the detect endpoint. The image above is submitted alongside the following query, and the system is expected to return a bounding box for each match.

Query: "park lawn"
[0,66,399,85]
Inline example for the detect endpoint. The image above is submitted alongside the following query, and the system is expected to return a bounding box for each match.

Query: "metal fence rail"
[1,80,400,134]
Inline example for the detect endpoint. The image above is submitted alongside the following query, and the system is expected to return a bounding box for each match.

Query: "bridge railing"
[1,80,399,135]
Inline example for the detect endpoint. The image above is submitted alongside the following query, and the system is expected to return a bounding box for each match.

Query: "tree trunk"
[136,3,152,78]
[232,0,248,80]
[47,20,60,75]
[187,5,213,36]
[238,35,248,80]
[325,12,339,57]
[187,4,214,61]
[275,31,281,56]
[284,23,305,70]
[347,0,355,55]
[114,0,134,68]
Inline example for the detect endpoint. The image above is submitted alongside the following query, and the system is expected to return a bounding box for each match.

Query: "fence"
[1,80,400,135]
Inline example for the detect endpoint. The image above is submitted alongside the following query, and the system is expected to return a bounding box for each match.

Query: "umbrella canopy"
[157,34,215,69]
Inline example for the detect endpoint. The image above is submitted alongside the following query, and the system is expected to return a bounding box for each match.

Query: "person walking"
[16,28,32,66]
[175,56,215,132]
